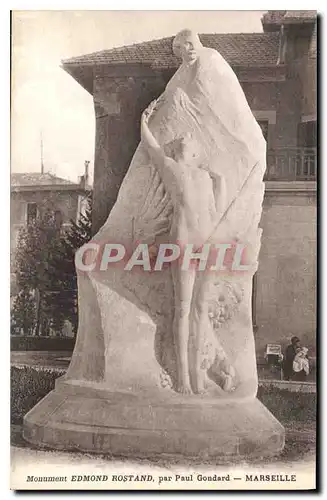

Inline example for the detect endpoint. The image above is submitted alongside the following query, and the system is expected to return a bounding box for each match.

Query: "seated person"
[293,347,309,382]
[282,336,300,381]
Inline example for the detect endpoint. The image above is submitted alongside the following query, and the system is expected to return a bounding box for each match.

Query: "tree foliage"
[45,193,93,334]
[11,193,92,336]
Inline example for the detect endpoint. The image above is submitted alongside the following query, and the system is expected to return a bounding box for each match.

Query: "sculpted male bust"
[23,29,285,459]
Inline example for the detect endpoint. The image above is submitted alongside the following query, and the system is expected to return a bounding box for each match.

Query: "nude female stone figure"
[141,100,236,395]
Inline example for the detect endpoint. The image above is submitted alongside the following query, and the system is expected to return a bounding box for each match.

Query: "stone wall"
[255,184,317,356]
[92,67,169,232]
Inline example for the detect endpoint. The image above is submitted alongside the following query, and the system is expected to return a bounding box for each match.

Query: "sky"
[11,10,266,183]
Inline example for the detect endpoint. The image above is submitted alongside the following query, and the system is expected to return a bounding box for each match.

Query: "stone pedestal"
[23,272,285,460]
[24,377,284,459]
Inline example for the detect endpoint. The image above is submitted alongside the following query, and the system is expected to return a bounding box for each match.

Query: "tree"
[11,193,93,336]
[12,208,61,335]
[45,193,93,335]
[11,288,36,335]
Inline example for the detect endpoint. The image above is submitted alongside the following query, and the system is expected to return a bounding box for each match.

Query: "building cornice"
[265,180,317,195]
[65,63,286,97]
[94,63,286,82]
[11,185,92,194]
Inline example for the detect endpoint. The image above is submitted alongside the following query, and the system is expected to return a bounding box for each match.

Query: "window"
[253,111,276,148]
[54,210,63,229]
[257,120,269,143]
[292,35,310,61]
[297,121,317,148]
[26,203,37,225]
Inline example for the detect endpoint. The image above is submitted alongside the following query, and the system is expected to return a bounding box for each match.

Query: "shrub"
[11,366,64,424]
[10,366,316,426]
[257,385,316,423]
[11,335,75,352]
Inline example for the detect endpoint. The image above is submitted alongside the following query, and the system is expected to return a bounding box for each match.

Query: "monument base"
[23,378,285,460]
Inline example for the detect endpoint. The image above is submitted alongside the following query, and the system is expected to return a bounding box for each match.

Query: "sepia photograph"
[10,9,317,491]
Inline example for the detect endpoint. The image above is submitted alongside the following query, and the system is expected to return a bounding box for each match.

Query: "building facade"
[11,169,91,290]
[11,170,91,249]
[11,168,92,337]
[62,11,317,356]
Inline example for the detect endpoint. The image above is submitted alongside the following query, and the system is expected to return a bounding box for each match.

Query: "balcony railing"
[265,148,317,181]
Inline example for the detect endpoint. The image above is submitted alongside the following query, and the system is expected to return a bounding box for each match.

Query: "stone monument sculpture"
[24,29,285,458]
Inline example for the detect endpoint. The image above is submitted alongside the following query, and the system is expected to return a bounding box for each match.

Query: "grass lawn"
[11,366,316,464]
[11,366,317,426]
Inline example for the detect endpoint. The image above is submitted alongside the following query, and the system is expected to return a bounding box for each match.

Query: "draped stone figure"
[65,29,265,398]
[24,29,285,458]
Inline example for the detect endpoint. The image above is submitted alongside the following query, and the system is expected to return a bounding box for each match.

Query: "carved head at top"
[172,29,203,64]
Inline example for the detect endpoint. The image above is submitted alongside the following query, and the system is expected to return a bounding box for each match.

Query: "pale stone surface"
[64,29,266,397]
[24,29,284,458]
[24,382,284,459]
